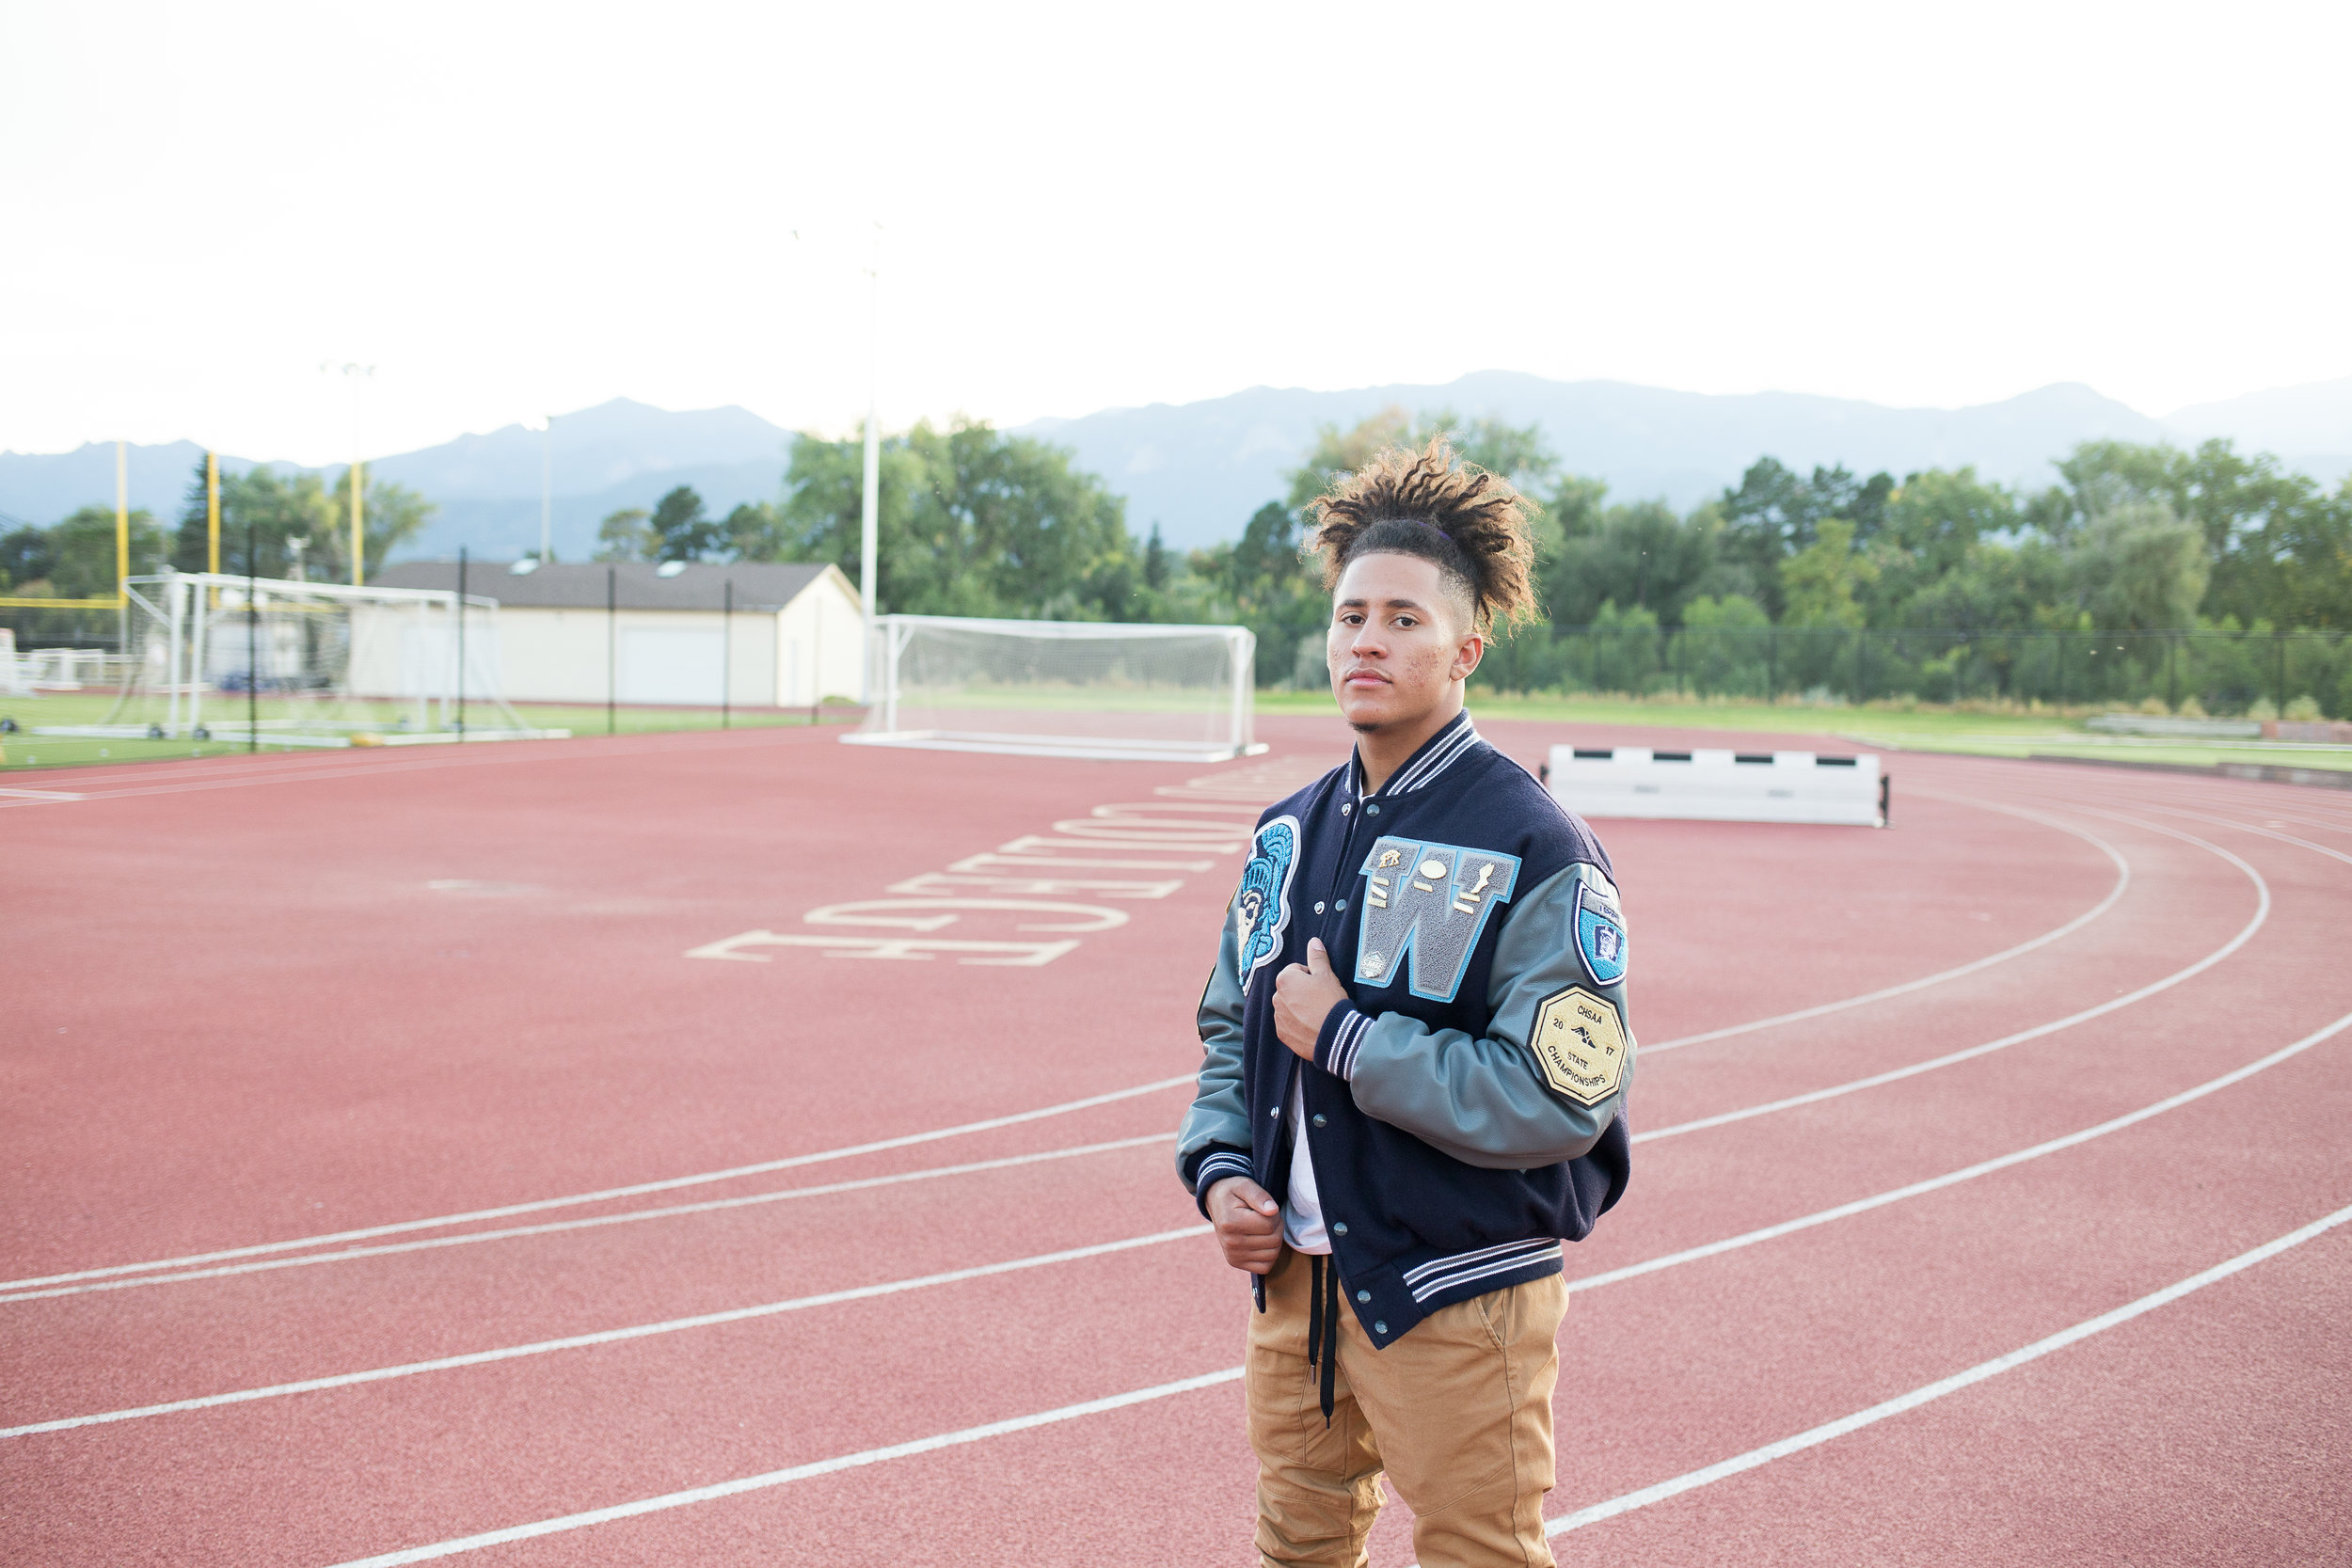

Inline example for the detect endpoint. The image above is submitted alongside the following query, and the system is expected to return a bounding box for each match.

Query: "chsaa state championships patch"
[1530,986,1629,1108]
[1574,879,1628,986]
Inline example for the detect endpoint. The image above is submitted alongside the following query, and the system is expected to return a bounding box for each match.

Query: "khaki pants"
[1246,1245,1566,1568]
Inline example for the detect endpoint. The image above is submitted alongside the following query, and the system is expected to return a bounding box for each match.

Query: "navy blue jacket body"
[1178,712,1634,1349]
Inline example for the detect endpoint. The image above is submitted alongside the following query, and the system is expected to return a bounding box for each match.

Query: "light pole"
[523,414,553,562]
[859,222,882,702]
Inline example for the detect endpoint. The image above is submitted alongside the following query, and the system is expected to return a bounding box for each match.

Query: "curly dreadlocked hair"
[1305,436,1542,633]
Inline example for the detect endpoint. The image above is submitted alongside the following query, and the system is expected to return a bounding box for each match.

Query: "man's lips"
[1342,668,1391,687]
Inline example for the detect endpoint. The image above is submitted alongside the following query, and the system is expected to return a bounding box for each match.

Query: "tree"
[1717,458,1898,617]
[1778,518,1876,629]
[40,505,167,597]
[1143,523,1170,591]
[167,461,425,581]
[724,501,788,562]
[649,485,726,562]
[594,508,653,562]
[1543,494,1725,627]
[776,419,1143,620]
[1,522,56,592]
[326,467,433,581]
[2067,500,2208,631]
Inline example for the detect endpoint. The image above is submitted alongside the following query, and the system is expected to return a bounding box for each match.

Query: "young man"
[1177,439,1633,1568]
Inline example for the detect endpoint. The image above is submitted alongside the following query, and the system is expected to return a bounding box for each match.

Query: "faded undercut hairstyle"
[1305,436,1542,634]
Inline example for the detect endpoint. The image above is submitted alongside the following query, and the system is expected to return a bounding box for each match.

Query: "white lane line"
[0,1135,1175,1307]
[1541,1199,2352,1545]
[318,1364,1250,1568]
[1636,809,2268,1143]
[0,793,2231,1302]
[2127,802,2352,870]
[1597,1007,2351,1289]
[26,1003,2345,1446]
[314,1197,2352,1567]
[0,728,822,808]
[1645,803,2130,1055]
[0,1226,1212,1440]
[1,1077,1196,1293]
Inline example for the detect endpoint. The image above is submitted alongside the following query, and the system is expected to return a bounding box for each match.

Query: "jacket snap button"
[1366,803,1380,815]
[1356,1290,1371,1303]
[1374,1321,1388,1333]
[1270,1106,1281,1118]
[1335,899,1347,911]
[1314,901,1326,914]
[1331,1222,1347,1235]
[1341,803,1352,815]
[1311,1114,1327,1128]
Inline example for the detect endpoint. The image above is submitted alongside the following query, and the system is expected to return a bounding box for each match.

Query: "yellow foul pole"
[206,451,220,573]
[114,439,130,603]
[350,460,364,585]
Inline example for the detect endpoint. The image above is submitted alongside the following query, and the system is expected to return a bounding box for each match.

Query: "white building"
[369,561,865,708]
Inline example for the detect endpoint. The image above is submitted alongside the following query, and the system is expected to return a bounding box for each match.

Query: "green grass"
[1254,689,2352,773]
[8,684,2346,777]
[0,692,856,772]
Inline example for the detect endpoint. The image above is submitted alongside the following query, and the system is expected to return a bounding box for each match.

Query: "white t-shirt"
[1282,1071,1331,1254]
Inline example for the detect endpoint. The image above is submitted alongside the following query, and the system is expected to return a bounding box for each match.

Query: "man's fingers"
[1306,938,1329,974]
[1223,1178,1277,1212]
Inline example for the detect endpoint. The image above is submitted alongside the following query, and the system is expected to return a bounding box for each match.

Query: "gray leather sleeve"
[1345,863,1634,1169]
[1174,896,1253,1183]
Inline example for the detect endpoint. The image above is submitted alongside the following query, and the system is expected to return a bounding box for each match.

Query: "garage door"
[619,628,724,705]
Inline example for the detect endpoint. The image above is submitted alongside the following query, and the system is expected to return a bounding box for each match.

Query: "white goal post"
[52,570,567,748]
[843,613,1267,762]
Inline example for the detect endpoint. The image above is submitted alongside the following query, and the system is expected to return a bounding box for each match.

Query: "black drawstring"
[1305,1253,1341,1425]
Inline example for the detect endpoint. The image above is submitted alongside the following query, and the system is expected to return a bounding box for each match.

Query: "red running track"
[2,715,2345,1565]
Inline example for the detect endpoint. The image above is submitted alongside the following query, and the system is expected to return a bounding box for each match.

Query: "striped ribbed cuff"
[1191,1150,1254,1211]
[1314,1005,1372,1081]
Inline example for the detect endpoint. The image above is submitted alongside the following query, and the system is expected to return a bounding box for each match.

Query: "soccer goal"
[48,570,566,748]
[843,614,1266,762]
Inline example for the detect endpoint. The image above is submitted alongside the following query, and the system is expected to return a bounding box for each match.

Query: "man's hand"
[1273,937,1348,1061]
[1206,1175,1285,1275]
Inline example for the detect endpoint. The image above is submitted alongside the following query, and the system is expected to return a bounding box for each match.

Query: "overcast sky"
[4,1,2345,465]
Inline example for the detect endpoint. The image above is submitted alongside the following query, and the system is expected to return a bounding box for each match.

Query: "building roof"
[372,560,850,613]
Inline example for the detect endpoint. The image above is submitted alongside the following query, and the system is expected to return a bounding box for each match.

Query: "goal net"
[60,571,564,748]
[844,614,1265,762]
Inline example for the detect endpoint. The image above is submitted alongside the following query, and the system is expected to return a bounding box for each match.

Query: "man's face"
[1327,551,1484,732]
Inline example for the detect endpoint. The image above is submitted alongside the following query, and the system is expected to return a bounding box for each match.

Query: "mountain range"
[5,372,2346,561]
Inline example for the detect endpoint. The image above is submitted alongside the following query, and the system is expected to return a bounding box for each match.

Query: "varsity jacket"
[1176,710,1633,1348]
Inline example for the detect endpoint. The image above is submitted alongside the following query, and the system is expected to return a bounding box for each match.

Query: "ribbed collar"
[1349,709,1482,801]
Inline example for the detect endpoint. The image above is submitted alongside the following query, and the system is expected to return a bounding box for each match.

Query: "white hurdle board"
[1544,746,1887,827]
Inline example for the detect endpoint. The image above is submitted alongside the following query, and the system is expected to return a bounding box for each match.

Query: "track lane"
[10,725,2347,1565]
[7,725,2118,1288]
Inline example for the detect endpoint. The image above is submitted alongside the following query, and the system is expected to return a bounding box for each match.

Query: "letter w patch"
[1353,837,1521,1003]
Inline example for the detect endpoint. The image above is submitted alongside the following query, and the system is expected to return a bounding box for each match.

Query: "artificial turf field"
[4,713,2347,1564]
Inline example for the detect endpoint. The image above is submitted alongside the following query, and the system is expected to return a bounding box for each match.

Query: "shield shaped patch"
[1574,879,1628,986]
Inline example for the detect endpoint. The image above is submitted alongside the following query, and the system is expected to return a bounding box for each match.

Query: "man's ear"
[1451,630,1486,684]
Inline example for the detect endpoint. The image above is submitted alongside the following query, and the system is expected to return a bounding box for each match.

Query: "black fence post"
[2275,631,2286,715]
[607,566,618,736]
[2167,633,2179,712]
[246,517,257,752]
[454,546,468,741]
[722,578,733,729]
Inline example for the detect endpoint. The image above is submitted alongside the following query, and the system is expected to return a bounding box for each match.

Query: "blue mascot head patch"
[1574,879,1628,986]
[1235,816,1300,988]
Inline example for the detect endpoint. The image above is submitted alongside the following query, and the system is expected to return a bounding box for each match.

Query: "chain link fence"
[1480,625,2352,718]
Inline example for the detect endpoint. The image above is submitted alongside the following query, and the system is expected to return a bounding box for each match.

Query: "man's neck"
[1354,696,1465,796]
